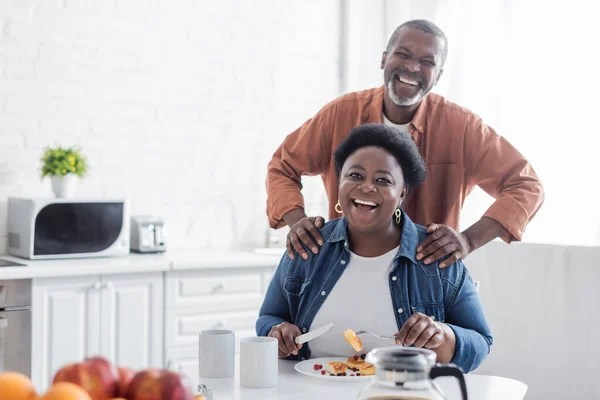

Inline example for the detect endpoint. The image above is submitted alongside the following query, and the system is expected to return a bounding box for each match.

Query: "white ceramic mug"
[198,329,235,378]
[240,336,278,388]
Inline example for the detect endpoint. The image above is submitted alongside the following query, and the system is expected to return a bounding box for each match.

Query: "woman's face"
[339,146,408,232]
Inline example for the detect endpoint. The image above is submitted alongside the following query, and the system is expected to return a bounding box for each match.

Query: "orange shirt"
[266,86,544,242]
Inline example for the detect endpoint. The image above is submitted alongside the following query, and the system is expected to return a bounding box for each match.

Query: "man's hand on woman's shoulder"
[416,223,471,268]
[285,212,325,260]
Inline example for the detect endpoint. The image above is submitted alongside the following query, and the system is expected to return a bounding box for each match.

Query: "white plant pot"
[51,174,78,198]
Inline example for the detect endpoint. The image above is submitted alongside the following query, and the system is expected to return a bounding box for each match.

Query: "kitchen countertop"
[0,249,283,280]
[169,249,283,270]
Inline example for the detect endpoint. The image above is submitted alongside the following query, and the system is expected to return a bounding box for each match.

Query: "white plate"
[294,357,374,382]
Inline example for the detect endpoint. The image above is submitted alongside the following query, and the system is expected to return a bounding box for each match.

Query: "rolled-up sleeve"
[256,255,292,337]
[444,261,493,373]
[464,117,544,242]
[265,105,336,229]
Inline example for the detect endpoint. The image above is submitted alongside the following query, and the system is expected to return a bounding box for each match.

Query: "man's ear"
[381,51,387,69]
[435,69,444,85]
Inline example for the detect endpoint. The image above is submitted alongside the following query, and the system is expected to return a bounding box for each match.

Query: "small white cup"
[240,336,278,388]
[198,329,235,378]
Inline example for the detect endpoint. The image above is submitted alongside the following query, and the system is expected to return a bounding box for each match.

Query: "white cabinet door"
[99,272,164,371]
[32,276,101,392]
[165,345,199,382]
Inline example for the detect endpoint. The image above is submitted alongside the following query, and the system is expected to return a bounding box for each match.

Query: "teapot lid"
[366,347,437,383]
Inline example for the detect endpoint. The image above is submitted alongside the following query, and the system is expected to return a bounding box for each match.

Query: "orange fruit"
[40,382,91,400]
[0,371,38,400]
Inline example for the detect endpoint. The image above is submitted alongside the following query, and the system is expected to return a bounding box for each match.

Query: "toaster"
[130,215,166,253]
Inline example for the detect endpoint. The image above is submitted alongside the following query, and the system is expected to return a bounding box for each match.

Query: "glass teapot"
[356,347,467,400]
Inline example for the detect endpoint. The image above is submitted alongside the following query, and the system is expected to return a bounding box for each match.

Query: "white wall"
[0,0,341,254]
[468,242,600,400]
[348,0,600,247]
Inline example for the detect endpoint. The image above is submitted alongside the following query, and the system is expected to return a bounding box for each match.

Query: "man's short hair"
[386,19,448,67]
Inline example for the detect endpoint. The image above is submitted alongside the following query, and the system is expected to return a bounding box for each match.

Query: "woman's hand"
[268,322,303,358]
[395,312,445,349]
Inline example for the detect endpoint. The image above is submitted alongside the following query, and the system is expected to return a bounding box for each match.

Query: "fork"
[198,384,213,400]
[354,330,396,340]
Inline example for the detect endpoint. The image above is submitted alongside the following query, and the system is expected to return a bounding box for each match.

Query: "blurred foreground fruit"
[126,369,194,400]
[52,356,119,400]
[40,382,92,400]
[116,366,135,397]
[0,371,38,400]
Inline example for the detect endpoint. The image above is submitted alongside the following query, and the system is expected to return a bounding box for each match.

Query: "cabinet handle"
[212,321,225,329]
[210,284,224,294]
[166,360,182,372]
[89,282,102,291]
[102,282,114,290]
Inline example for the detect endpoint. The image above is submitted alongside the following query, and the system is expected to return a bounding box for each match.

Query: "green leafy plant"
[40,146,89,179]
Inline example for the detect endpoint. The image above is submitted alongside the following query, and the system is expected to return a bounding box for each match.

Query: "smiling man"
[266,19,544,267]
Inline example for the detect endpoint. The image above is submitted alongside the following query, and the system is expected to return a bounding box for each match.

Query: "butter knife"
[294,322,334,344]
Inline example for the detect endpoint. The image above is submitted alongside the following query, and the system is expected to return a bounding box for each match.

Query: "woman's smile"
[351,198,379,211]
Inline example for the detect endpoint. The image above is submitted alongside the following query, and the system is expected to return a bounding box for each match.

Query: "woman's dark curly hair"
[334,123,427,190]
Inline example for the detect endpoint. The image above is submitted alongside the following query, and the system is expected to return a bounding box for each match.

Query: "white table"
[194,357,528,400]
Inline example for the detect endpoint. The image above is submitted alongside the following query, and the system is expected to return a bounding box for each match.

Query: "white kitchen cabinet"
[164,267,276,376]
[32,272,164,391]
[99,273,164,370]
[165,345,199,380]
[31,276,100,392]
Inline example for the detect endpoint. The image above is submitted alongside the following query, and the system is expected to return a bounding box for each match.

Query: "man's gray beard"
[386,79,423,107]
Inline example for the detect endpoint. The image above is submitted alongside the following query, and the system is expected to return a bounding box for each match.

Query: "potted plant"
[40,145,89,198]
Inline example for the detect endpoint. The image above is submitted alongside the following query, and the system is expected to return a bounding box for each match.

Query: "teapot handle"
[430,363,468,400]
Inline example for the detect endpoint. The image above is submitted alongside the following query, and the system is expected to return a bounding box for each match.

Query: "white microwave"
[7,197,130,259]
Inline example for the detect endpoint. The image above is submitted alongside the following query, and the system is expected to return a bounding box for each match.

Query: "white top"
[308,246,400,357]
[383,113,410,133]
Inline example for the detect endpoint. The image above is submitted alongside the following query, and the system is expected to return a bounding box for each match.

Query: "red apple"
[116,366,135,397]
[52,356,119,400]
[126,369,194,400]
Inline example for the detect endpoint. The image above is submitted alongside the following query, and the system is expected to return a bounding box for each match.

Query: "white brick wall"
[0,0,340,253]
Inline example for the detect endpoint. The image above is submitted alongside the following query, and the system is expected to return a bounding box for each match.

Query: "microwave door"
[34,202,124,255]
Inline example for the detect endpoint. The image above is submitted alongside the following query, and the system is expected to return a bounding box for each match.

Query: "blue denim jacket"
[256,212,493,373]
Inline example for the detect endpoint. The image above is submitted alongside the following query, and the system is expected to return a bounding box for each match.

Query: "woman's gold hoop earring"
[335,201,343,214]
[395,208,402,224]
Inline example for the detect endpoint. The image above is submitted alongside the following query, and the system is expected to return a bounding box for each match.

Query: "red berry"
[357,373,361,376]
[353,355,359,360]
[350,374,355,376]
[330,374,335,376]
[313,364,320,370]
[321,370,326,375]
[342,372,347,376]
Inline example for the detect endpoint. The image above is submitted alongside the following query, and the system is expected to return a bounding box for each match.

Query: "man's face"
[382,28,444,107]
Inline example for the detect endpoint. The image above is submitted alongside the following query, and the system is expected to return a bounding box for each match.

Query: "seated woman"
[256,124,492,373]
